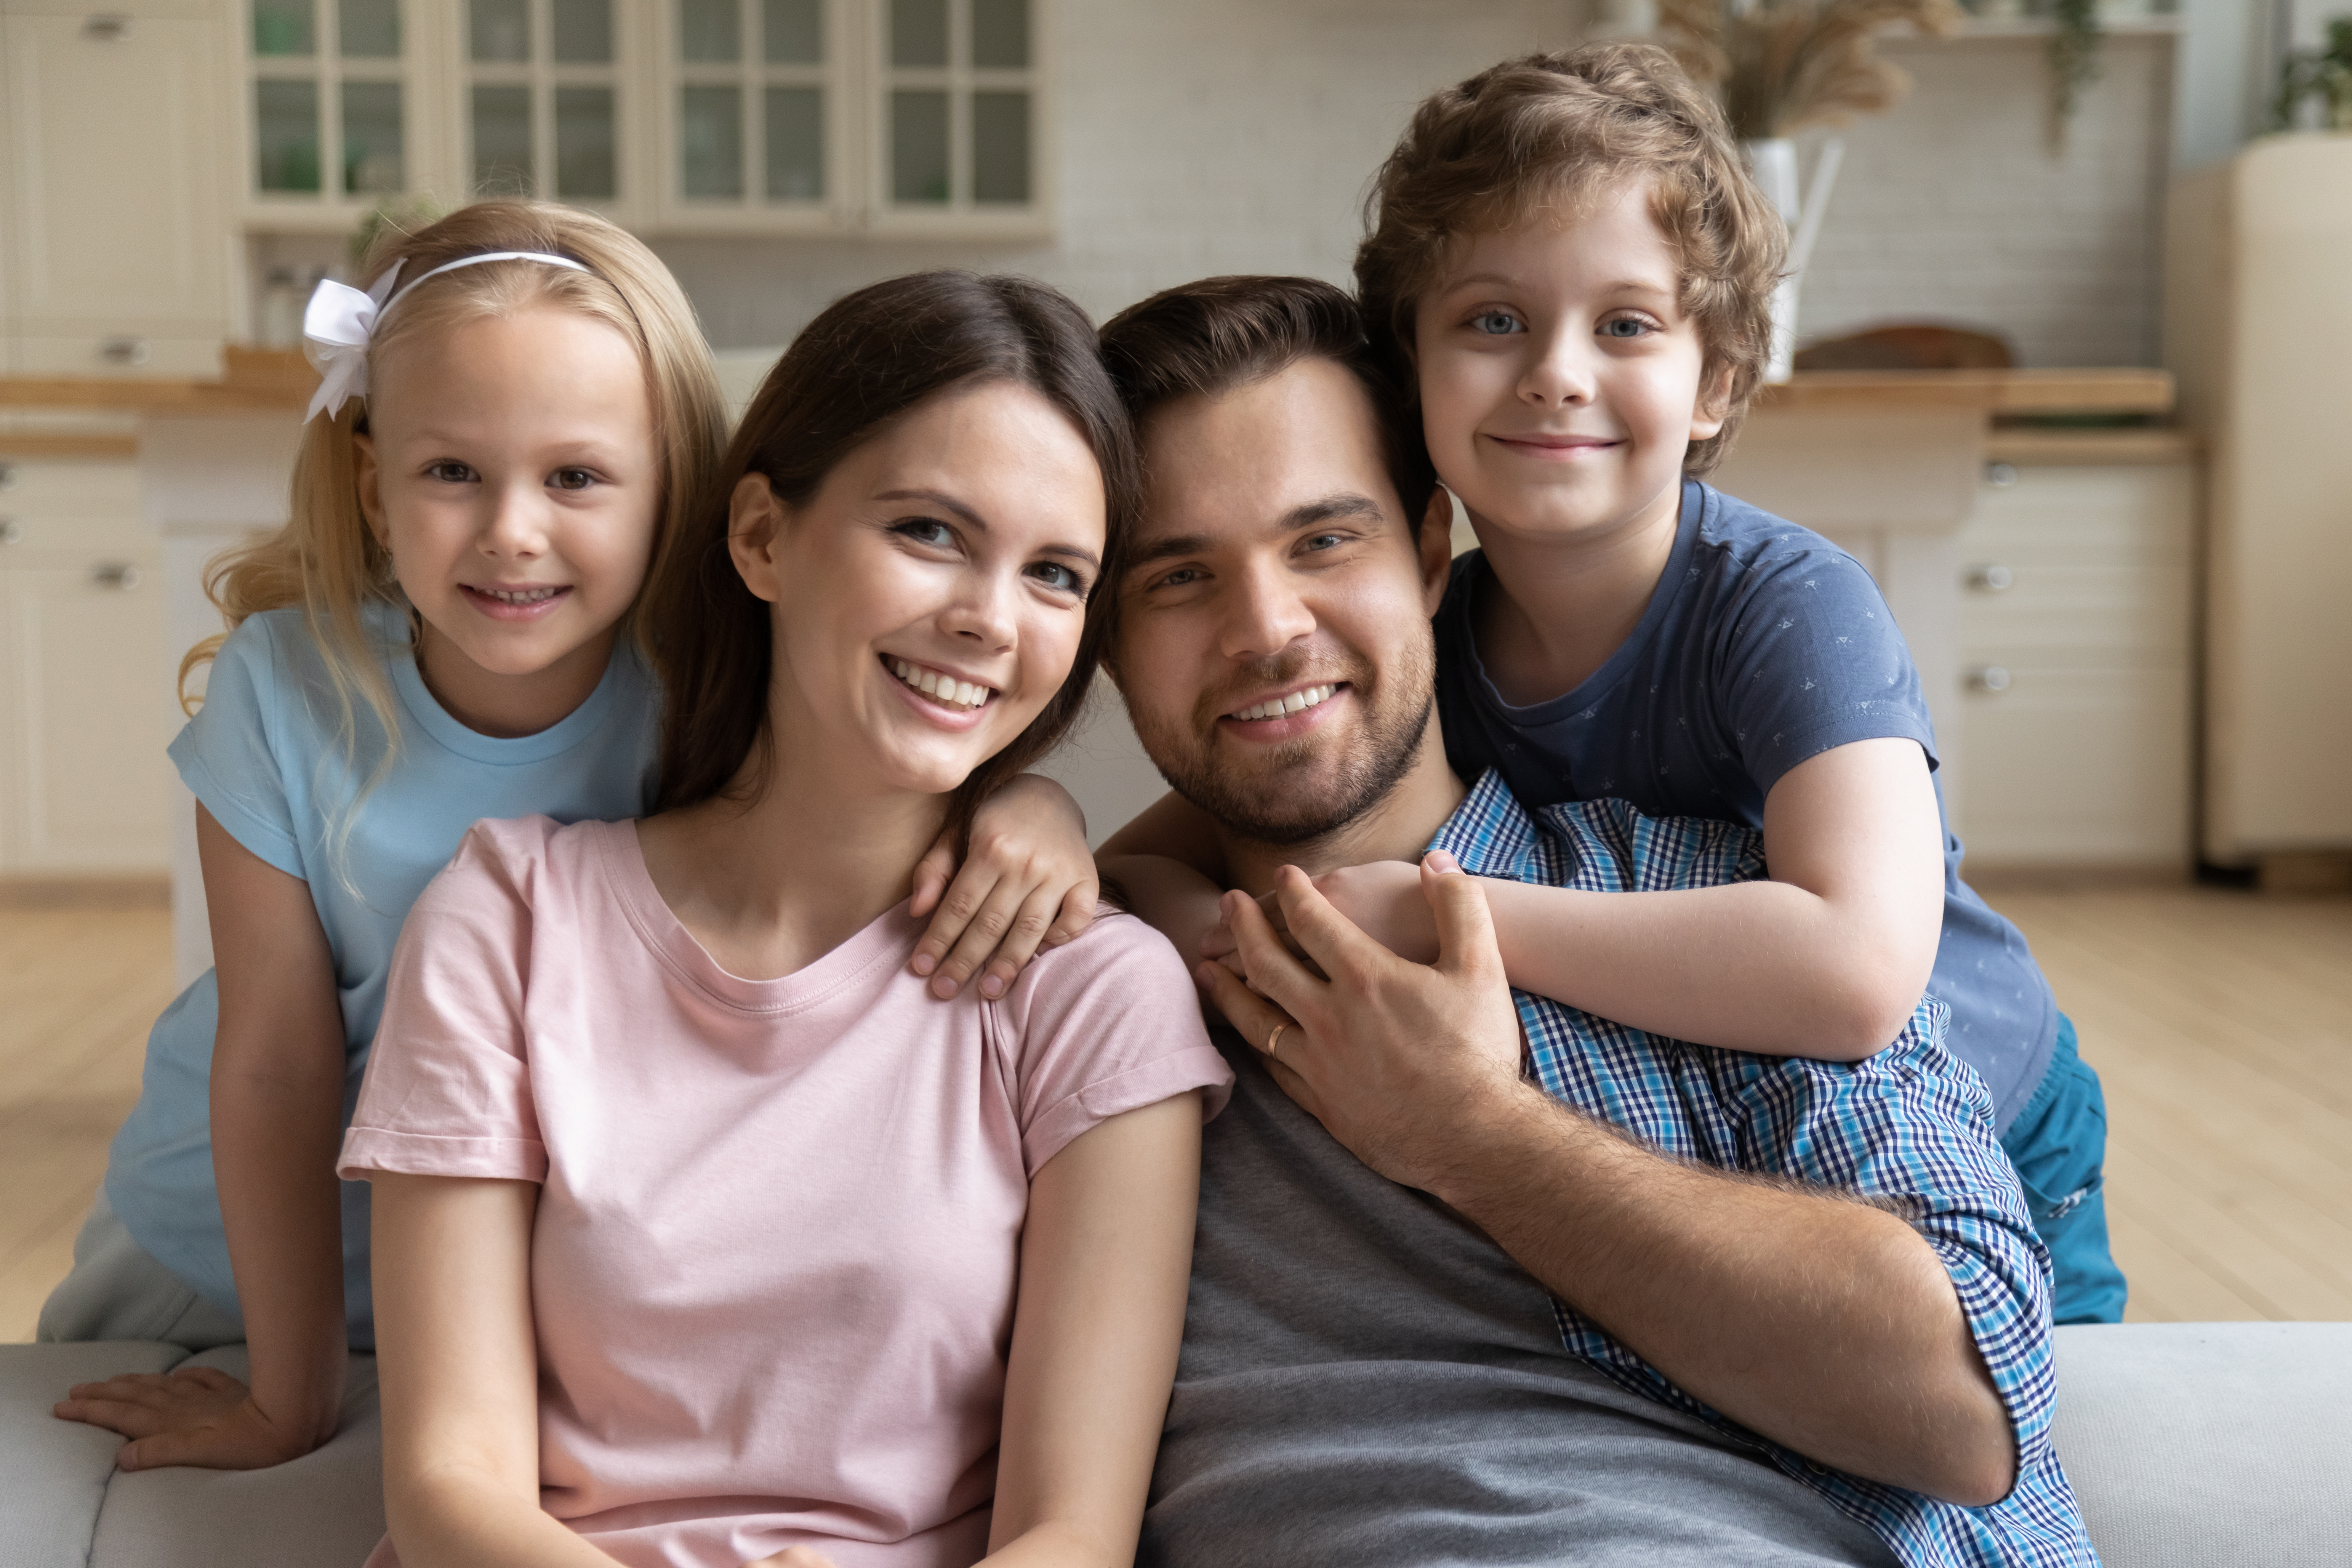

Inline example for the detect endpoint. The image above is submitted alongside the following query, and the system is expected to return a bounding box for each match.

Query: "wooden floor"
[0,887,2346,1339]
[0,906,180,1341]
[1988,884,2352,1323]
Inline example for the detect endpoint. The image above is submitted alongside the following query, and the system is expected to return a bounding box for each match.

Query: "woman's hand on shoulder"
[909,774,1098,1000]
[53,1363,331,1471]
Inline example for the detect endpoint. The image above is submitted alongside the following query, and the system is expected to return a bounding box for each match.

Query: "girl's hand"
[908,774,1098,1000]
[53,1364,330,1471]
[1203,860,1440,971]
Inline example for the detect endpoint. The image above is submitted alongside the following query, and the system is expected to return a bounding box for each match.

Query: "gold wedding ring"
[1264,1022,1288,1060]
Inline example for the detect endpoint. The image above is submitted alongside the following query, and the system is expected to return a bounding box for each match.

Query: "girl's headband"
[300,250,594,424]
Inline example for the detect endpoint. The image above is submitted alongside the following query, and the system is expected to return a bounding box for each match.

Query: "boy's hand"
[909,774,1098,999]
[1195,852,1526,1193]
[54,1365,329,1471]
[1201,859,1439,970]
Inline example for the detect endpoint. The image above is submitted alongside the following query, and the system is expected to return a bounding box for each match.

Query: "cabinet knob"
[1965,665,2012,694]
[99,336,151,367]
[91,562,141,591]
[1966,563,2015,592]
[0,519,20,546]
[83,13,132,40]
[1984,461,2019,488]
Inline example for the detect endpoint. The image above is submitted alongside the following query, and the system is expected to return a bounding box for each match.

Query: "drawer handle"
[1984,461,2019,488]
[1965,665,2011,694]
[83,12,131,40]
[0,462,14,491]
[0,519,20,546]
[1966,563,2014,593]
[91,562,141,591]
[99,336,151,367]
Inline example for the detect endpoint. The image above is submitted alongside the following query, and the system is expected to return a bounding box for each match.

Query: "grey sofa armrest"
[2051,1321,2352,1568]
[0,1342,384,1568]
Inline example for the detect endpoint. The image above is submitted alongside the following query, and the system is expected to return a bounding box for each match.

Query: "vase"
[1741,136,1844,384]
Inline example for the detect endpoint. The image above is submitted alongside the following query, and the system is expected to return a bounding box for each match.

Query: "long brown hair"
[643,271,1137,846]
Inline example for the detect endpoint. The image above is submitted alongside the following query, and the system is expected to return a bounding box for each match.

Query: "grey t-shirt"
[1142,1030,1900,1568]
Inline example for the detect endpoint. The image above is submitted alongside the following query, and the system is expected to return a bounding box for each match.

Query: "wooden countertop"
[0,348,315,413]
[1753,367,2174,415]
[0,359,2179,422]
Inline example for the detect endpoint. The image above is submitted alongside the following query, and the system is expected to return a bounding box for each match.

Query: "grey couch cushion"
[2052,1321,2352,1568]
[0,1341,182,1568]
[6,1325,2349,1565]
[0,1343,383,1568]
[88,1345,384,1568]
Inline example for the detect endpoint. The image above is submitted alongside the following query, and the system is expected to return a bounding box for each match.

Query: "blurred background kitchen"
[0,0,2346,1336]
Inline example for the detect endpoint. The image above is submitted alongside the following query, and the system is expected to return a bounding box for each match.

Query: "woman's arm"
[982,1095,1204,1567]
[1233,739,1947,1060]
[372,1171,617,1568]
[54,804,349,1469]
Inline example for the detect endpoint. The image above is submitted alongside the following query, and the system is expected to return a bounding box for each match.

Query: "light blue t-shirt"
[104,599,660,1346]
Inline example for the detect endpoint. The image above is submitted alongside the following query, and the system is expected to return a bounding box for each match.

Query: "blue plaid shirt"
[1427,770,2099,1568]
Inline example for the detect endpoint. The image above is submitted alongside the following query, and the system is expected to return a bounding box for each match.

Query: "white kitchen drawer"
[1958,663,2192,868]
[14,336,226,376]
[0,454,140,512]
[1958,562,2193,663]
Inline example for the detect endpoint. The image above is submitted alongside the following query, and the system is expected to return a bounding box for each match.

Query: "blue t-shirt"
[104,599,660,1345]
[1432,479,2058,1130]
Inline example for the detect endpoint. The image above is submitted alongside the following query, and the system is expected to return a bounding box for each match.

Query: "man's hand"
[54,1365,330,1471]
[1194,849,1524,1192]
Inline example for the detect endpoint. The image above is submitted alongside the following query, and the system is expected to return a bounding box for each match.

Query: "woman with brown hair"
[336,271,1231,1568]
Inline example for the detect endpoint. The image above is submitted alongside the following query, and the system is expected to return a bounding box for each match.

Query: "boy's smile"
[1413,176,1730,557]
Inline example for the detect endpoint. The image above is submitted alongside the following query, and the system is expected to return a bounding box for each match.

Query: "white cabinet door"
[1954,463,2195,870]
[2,13,229,351]
[0,551,173,874]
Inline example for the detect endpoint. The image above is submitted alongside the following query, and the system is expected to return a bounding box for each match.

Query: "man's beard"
[1129,628,1437,848]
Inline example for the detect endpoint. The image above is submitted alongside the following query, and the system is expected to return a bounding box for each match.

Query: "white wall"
[1790,28,2177,368]
[656,0,1589,348]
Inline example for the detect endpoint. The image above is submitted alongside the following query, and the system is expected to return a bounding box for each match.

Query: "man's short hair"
[1098,275,1438,535]
[1353,43,1784,476]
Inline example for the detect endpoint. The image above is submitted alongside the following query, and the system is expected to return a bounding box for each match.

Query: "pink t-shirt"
[338,815,1231,1568]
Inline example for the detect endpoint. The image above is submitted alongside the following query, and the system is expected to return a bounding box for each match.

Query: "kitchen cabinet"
[0,456,173,876]
[1949,448,2195,872]
[0,5,232,375]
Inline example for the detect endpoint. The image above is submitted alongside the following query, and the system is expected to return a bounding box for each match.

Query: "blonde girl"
[40,203,1093,1472]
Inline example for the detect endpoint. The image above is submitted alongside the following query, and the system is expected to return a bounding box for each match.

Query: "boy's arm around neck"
[1485,737,1945,1059]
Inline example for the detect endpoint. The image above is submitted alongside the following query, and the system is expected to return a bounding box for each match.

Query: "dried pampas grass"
[1658,0,1960,141]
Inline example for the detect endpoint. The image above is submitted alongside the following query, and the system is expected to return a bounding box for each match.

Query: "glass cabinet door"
[665,0,832,217]
[880,0,1031,213]
[462,0,628,205]
[247,0,409,207]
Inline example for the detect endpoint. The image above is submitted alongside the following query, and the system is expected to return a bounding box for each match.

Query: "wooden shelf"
[1755,367,2175,416]
[1986,427,2201,465]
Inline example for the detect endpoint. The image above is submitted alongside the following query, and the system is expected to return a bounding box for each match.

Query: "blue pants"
[1999,1015,2127,1325]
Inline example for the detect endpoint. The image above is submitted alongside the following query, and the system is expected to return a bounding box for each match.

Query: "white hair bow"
[301,261,403,425]
[300,250,593,424]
